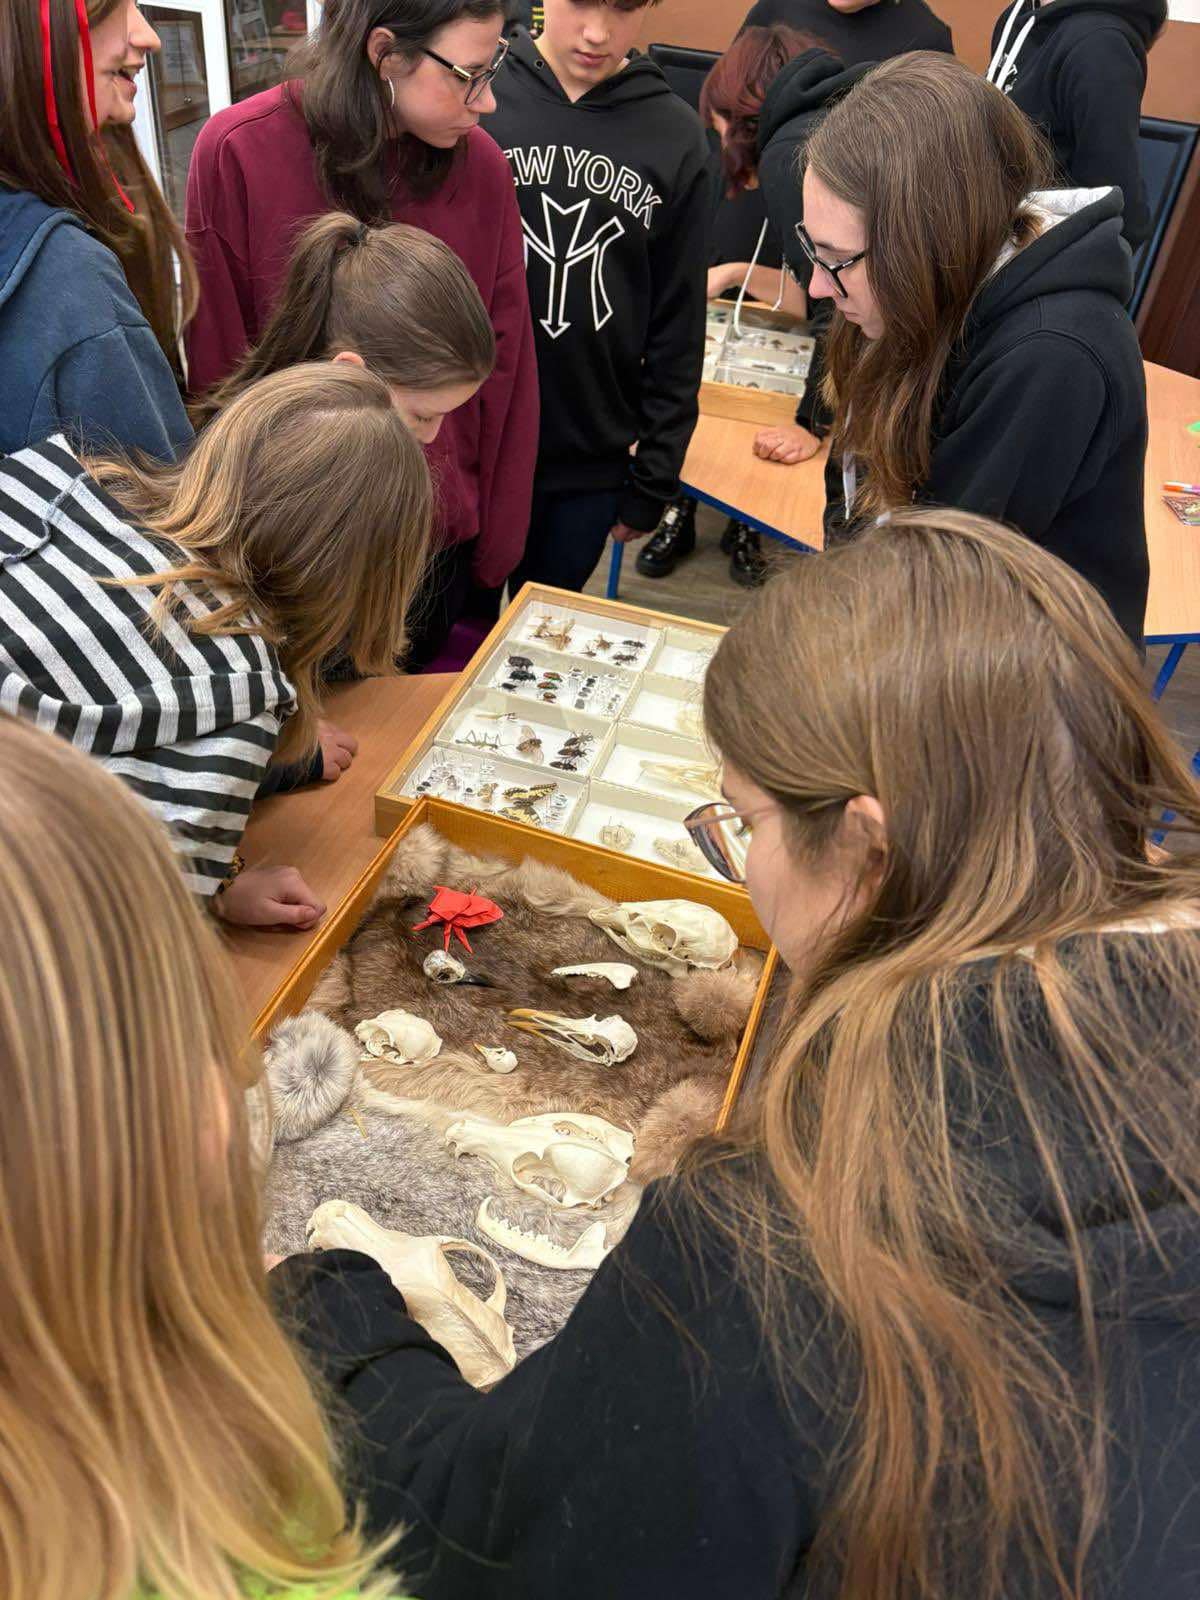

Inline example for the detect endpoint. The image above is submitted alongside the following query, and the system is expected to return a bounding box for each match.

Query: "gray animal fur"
[262,826,762,1357]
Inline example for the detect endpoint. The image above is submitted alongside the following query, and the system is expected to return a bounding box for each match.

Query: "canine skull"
[446,1111,633,1208]
[354,1009,443,1067]
[306,1200,515,1388]
[476,1198,611,1271]
[588,899,738,976]
[506,1009,637,1065]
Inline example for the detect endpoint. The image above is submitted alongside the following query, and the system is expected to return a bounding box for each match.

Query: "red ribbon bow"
[412,886,503,953]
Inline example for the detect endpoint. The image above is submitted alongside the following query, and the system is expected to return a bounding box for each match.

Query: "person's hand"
[213,865,326,931]
[317,719,357,782]
[752,423,822,465]
[610,521,652,545]
[707,262,742,300]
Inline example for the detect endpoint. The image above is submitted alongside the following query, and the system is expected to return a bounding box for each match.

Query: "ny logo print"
[522,195,625,340]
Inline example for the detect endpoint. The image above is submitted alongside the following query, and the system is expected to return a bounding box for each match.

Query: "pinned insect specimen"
[507,654,533,668]
[516,726,544,763]
[653,836,708,873]
[478,782,497,806]
[599,820,634,852]
[673,703,705,740]
[593,635,613,653]
[503,783,556,804]
[638,759,721,799]
[550,758,579,772]
[531,615,575,651]
[459,730,500,750]
[613,652,638,666]
[620,639,647,652]
[474,710,518,723]
[500,806,542,826]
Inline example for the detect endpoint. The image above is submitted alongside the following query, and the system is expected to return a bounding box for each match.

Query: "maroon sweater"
[183,87,538,587]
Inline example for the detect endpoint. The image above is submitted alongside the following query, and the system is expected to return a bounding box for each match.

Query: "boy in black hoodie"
[987,0,1167,249]
[489,0,710,591]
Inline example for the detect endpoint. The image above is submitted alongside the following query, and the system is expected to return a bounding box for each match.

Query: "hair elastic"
[40,0,135,212]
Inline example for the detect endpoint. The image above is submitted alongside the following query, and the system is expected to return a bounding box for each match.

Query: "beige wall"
[643,0,1200,121]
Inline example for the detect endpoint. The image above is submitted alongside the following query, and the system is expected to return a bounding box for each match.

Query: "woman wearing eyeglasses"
[184,0,538,666]
[807,52,1149,646]
[276,506,1200,1598]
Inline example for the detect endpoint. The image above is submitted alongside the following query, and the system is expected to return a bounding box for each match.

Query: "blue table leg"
[1151,641,1186,701]
[606,538,624,601]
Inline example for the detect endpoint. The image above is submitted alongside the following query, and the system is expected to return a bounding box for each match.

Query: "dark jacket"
[487,31,710,532]
[755,49,873,435]
[825,186,1148,644]
[276,936,1200,1599]
[0,186,192,460]
[740,0,953,66]
[987,0,1166,248]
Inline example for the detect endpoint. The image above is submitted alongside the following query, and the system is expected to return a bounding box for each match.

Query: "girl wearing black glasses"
[808,52,1149,647]
[184,0,538,667]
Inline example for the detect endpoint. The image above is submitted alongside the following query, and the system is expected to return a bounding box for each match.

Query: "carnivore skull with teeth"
[445,1111,634,1209]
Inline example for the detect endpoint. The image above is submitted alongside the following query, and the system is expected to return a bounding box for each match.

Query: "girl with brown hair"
[268,509,1200,1598]
[0,0,195,459]
[190,211,496,442]
[806,52,1149,644]
[184,0,539,664]
[0,711,413,1600]
[0,363,431,928]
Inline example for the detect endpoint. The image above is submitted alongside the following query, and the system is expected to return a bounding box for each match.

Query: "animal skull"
[354,1009,442,1068]
[506,1009,637,1064]
[551,961,638,990]
[588,899,738,975]
[476,1198,611,1271]
[474,1044,518,1074]
[445,1111,633,1209]
[306,1200,515,1387]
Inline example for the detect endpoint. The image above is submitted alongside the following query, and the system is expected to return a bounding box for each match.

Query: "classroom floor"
[584,502,1200,767]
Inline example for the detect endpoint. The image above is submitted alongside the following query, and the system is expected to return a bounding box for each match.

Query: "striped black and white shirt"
[0,436,296,898]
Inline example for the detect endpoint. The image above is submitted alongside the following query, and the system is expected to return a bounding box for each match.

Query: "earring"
[385,75,395,110]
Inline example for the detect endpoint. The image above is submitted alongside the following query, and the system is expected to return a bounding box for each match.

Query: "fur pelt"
[262,1014,617,1356]
[305,823,762,1146]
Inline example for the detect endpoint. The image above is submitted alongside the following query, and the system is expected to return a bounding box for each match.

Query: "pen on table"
[1163,482,1200,495]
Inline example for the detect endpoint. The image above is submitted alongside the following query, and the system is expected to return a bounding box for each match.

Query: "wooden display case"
[701,301,814,428]
[254,796,778,1130]
[375,584,733,886]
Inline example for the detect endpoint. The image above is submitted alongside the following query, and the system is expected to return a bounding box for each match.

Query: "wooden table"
[667,366,1200,675]
[225,672,454,1027]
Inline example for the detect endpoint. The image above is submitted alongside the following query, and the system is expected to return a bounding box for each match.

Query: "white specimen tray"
[400,746,586,835]
[437,688,613,777]
[509,600,661,668]
[625,672,707,740]
[484,639,638,718]
[570,780,720,881]
[595,724,718,808]
[648,626,719,684]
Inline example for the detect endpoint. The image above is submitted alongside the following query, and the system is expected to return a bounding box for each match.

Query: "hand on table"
[752,424,822,465]
[317,719,358,782]
[610,521,652,545]
[213,865,326,931]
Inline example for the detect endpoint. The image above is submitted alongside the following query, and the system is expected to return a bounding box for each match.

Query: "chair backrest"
[646,42,721,113]
[1129,116,1198,316]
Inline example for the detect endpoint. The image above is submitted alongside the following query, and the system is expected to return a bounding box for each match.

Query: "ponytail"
[190,213,495,426]
[190,213,366,426]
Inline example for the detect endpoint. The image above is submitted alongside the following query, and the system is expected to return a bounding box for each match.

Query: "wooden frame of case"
[252,796,777,1132]
[374,583,730,867]
[701,301,812,428]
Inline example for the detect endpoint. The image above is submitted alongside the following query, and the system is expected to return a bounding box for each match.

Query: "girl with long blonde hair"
[0,711,409,1600]
[274,508,1200,1599]
[804,52,1149,646]
[0,362,431,927]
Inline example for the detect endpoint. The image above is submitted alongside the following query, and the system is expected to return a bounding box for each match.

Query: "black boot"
[719,517,740,555]
[636,497,697,578]
[728,523,767,589]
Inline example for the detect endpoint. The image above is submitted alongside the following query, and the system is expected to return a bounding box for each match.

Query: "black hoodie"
[740,0,953,67]
[276,935,1200,1598]
[826,186,1149,645]
[754,49,873,434]
[987,0,1167,248]
[487,31,710,531]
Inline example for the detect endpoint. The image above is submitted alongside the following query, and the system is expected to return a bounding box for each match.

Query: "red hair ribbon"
[40,0,135,213]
